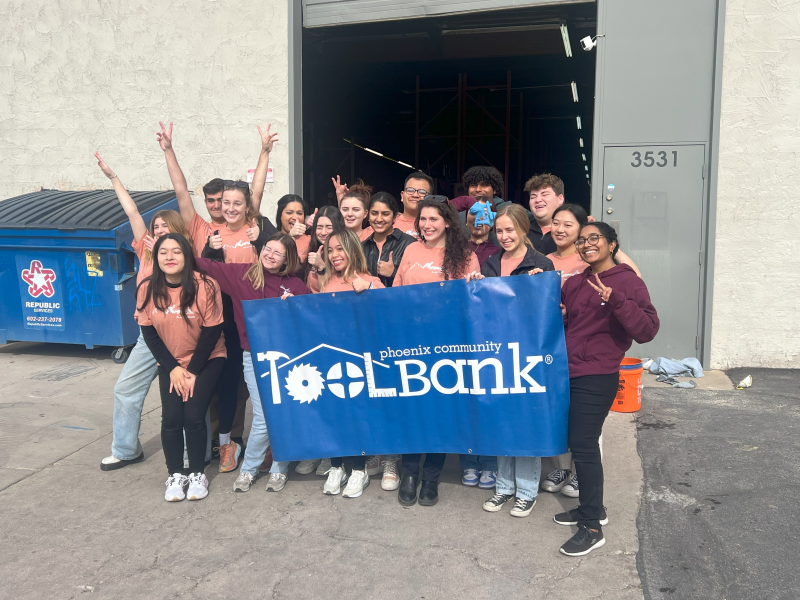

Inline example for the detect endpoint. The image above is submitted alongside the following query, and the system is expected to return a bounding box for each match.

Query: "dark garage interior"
[302,3,597,211]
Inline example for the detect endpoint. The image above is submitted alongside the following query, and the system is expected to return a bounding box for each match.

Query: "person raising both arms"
[462,204,553,503]
[313,229,384,499]
[196,234,309,493]
[136,234,227,502]
[340,182,374,242]
[393,199,480,507]
[556,222,659,557]
[94,153,200,472]
[276,194,312,263]
[304,206,345,294]
[362,192,415,289]
[394,171,434,238]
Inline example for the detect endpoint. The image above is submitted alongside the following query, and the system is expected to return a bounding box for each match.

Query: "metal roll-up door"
[302,0,590,28]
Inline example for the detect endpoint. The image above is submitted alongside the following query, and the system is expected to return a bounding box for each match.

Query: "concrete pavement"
[0,341,643,599]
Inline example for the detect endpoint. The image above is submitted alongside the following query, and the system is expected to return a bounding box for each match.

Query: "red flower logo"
[21,260,57,298]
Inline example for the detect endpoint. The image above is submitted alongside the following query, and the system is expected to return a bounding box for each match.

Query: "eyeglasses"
[575,234,606,248]
[223,180,249,189]
[262,247,285,260]
[404,187,430,197]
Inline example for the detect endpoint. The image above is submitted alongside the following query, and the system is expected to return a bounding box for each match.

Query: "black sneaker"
[554,506,609,526]
[483,492,514,512]
[541,469,570,492]
[211,440,220,460]
[560,525,605,557]
[510,497,536,517]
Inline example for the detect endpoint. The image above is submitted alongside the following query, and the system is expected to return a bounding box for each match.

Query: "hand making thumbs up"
[377,251,395,278]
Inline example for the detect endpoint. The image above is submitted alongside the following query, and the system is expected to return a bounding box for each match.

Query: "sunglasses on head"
[223,180,249,189]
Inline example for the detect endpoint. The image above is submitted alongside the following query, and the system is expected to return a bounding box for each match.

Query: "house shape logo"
[258,344,396,405]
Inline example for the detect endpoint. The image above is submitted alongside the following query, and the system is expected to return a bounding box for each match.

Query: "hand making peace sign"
[257,123,279,153]
[586,273,613,303]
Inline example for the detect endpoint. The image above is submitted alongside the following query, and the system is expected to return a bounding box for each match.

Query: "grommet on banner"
[440,283,444,287]
[468,449,473,453]
[361,451,365,455]
[332,293,336,297]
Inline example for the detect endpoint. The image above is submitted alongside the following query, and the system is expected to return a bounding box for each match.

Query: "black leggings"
[160,358,224,474]
[215,324,243,436]
[568,373,620,529]
[331,456,366,470]
[401,453,446,482]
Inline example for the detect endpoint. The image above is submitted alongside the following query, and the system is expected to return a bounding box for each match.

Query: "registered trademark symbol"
[545,355,553,364]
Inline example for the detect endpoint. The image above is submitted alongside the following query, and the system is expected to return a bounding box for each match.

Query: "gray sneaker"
[233,471,255,493]
[266,472,288,492]
[295,459,321,475]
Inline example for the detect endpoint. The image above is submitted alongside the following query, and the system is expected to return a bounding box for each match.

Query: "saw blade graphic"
[284,364,325,403]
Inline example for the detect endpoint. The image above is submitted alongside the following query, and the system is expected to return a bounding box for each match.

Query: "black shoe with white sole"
[100,452,145,471]
[483,492,514,512]
[541,469,570,493]
[560,525,605,557]
[510,497,536,517]
[554,506,608,526]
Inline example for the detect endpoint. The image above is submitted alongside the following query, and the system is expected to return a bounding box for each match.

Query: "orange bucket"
[611,357,643,413]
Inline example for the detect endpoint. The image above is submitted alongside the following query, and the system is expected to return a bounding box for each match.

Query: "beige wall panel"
[711,0,800,368]
[0,0,290,221]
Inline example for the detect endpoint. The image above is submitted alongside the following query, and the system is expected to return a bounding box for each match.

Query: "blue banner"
[16,254,66,331]
[242,271,569,461]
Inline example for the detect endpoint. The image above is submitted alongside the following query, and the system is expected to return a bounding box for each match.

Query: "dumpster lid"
[0,190,178,231]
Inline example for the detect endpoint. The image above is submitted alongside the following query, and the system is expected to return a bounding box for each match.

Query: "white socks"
[219,432,231,446]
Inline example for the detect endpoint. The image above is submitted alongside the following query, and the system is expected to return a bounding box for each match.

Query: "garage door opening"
[302,4,597,211]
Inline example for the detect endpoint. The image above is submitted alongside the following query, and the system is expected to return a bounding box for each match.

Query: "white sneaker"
[342,469,370,498]
[295,459,321,475]
[323,466,349,495]
[164,473,189,502]
[365,455,382,476]
[186,473,209,501]
[266,472,288,492]
[561,474,579,498]
[316,458,332,476]
[233,471,255,493]
[381,459,400,491]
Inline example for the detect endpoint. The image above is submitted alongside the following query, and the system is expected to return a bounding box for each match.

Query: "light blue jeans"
[240,351,289,476]
[110,331,158,460]
[459,454,498,472]
[496,456,542,501]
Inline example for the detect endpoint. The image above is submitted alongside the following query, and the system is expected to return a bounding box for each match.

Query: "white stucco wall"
[0,0,291,221]
[711,0,800,368]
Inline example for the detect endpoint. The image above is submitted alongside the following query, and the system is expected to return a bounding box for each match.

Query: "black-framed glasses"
[223,180,249,189]
[575,234,606,248]
[404,187,430,197]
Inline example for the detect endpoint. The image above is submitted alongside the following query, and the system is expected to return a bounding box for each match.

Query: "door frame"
[590,0,727,367]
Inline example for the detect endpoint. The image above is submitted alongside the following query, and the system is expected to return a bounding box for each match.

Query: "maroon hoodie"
[561,263,659,379]
[196,258,309,352]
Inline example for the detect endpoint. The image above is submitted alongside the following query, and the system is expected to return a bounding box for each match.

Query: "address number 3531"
[631,150,678,168]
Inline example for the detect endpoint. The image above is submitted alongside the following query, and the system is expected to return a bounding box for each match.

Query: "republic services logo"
[21,260,57,298]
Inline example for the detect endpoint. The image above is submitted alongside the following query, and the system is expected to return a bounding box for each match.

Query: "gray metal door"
[602,145,705,360]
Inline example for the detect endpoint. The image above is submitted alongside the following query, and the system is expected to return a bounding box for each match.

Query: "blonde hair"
[495,204,533,249]
[244,233,300,291]
[319,229,370,292]
[145,210,194,263]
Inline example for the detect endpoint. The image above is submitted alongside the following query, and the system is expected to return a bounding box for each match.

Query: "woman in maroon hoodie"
[196,233,310,494]
[556,222,659,557]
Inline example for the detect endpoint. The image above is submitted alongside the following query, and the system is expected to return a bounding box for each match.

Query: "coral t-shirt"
[188,213,256,264]
[500,254,526,277]
[294,234,311,263]
[394,213,418,238]
[132,236,152,287]
[358,227,374,242]
[320,273,385,293]
[547,251,588,287]
[541,225,552,235]
[136,273,227,368]
[394,241,480,287]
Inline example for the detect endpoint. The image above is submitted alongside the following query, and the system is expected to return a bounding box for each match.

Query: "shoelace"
[464,469,478,479]
[382,461,398,476]
[166,475,182,488]
[567,475,579,488]
[489,493,508,504]
[547,469,568,483]
[514,497,529,510]
[270,473,284,481]
[189,473,204,486]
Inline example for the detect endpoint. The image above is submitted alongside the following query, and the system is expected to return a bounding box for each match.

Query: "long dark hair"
[275,194,309,233]
[415,199,472,280]
[309,205,345,254]
[580,222,620,264]
[136,233,219,324]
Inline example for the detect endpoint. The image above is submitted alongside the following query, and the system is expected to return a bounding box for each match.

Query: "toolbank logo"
[21,260,57,298]
[257,342,552,405]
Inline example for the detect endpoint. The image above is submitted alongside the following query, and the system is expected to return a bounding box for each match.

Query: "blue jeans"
[240,351,288,476]
[459,454,498,472]
[496,456,542,501]
[110,331,158,460]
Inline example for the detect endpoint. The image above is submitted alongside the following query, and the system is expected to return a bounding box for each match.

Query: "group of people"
[97,122,659,558]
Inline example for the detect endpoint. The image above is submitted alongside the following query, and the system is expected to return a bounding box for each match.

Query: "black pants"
[402,453,446,482]
[160,358,224,474]
[331,456,366,470]
[568,373,620,529]
[215,325,243,436]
